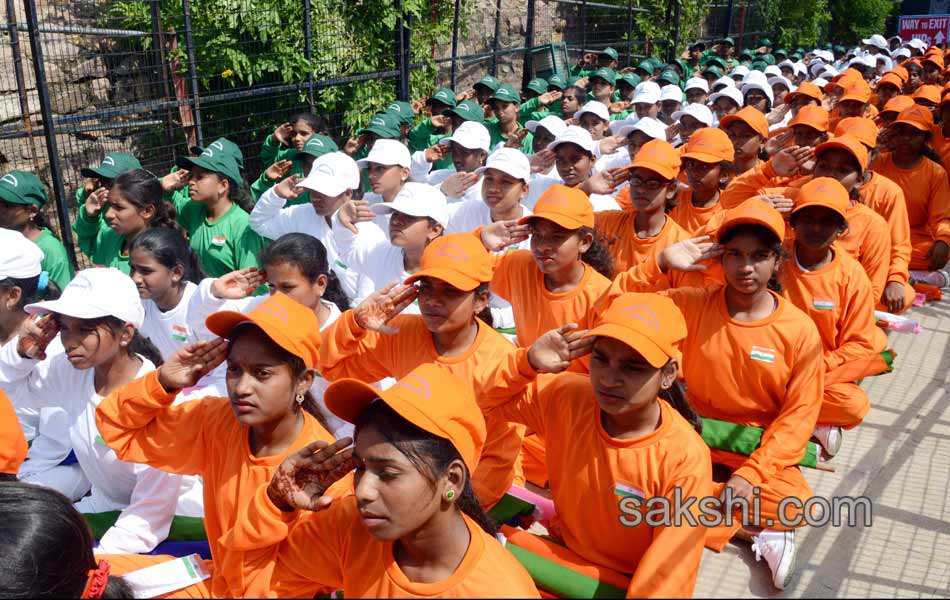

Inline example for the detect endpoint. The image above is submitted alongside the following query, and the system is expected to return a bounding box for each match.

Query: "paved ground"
[692,300,950,598]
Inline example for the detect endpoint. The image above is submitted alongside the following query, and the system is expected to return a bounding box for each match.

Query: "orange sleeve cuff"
[142,369,180,405]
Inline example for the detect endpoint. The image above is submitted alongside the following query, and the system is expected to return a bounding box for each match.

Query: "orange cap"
[826,69,862,93]
[940,91,950,108]
[789,105,830,132]
[324,364,486,474]
[913,84,942,105]
[942,81,950,95]
[875,73,904,90]
[584,293,687,368]
[791,176,850,220]
[839,79,872,104]
[0,389,27,475]
[680,127,734,163]
[888,65,909,82]
[720,106,770,139]
[716,198,786,242]
[894,104,935,131]
[816,135,870,171]
[628,139,682,180]
[404,233,492,291]
[786,82,824,104]
[881,95,916,116]
[206,292,321,368]
[522,184,594,229]
[833,118,878,149]
[924,53,945,70]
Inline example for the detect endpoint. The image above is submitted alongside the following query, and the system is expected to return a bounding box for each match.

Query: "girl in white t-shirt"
[12,267,203,554]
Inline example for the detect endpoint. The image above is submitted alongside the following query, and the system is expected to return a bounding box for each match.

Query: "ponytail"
[659,373,702,433]
[578,227,615,279]
[225,176,255,213]
[473,282,494,328]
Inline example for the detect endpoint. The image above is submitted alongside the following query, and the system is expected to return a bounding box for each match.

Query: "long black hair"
[111,169,185,236]
[0,273,60,312]
[0,482,133,598]
[258,233,351,312]
[659,366,702,433]
[353,401,496,535]
[577,226,615,279]
[129,227,205,285]
[719,223,787,293]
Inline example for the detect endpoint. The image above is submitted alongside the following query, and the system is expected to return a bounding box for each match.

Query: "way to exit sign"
[899,14,950,46]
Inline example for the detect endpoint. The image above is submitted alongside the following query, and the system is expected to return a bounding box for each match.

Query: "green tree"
[762,0,831,49]
[828,0,897,46]
[631,0,711,60]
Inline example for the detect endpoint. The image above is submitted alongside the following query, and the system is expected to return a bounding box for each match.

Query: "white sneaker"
[751,529,796,590]
[813,424,842,457]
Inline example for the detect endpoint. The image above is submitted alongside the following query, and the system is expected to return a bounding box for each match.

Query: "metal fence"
[1,0,661,269]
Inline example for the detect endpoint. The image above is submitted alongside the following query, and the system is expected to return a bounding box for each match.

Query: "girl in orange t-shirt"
[872,105,950,273]
[608,200,824,591]
[95,293,338,599]
[477,293,712,598]
[782,178,886,454]
[318,233,525,509]
[670,127,736,234]
[225,365,540,598]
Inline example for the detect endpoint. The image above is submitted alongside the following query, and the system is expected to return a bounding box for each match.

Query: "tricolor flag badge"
[171,324,188,342]
[812,299,835,311]
[211,235,227,246]
[614,481,645,502]
[750,345,776,363]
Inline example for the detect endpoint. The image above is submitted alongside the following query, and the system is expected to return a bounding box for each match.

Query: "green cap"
[761,53,776,65]
[591,67,617,85]
[636,60,654,74]
[822,43,833,51]
[567,75,585,88]
[760,38,773,47]
[358,112,402,139]
[673,59,691,76]
[474,75,501,92]
[446,99,485,124]
[526,78,549,95]
[750,60,767,72]
[790,52,803,61]
[720,37,735,47]
[176,145,242,183]
[774,48,788,58]
[701,65,723,79]
[80,152,142,179]
[739,49,754,60]
[689,41,706,51]
[193,138,245,172]
[491,84,521,104]
[705,57,727,70]
[0,170,48,207]
[795,47,806,54]
[292,134,339,160]
[426,88,458,108]
[386,100,415,125]
[657,69,681,86]
[599,47,619,61]
[618,72,641,89]
[546,74,567,90]
[834,45,846,55]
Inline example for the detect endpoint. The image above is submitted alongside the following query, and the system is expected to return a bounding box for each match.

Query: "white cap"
[708,86,744,107]
[907,38,928,51]
[26,267,145,329]
[712,76,737,91]
[768,75,794,91]
[672,103,713,127]
[815,49,835,63]
[660,85,683,102]
[874,55,893,70]
[793,62,809,78]
[616,117,667,141]
[742,81,774,105]
[370,182,449,228]
[731,65,750,79]
[632,81,661,105]
[821,65,839,79]
[862,34,888,51]
[438,121,491,152]
[684,77,709,93]
[546,125,597,154]
[764,65,782,77]
[848,55,877,70]
[892,47,911,59]
[810,61,828,77]
[525,114,567,138]
[0,229,43,280]
[356,139,411,169]
[575,100,610,122]
[608,117,637,136]
[298,152,361,197]
[743,70,769,88]
[813,77,829,88]
[475,147,531,182]
[777,59,796,71]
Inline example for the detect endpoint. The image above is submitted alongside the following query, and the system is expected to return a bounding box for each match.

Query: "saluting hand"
[267,438,357,512]
[527,324,595,373]
[17,313,59,361]
[353,282,419,334]
[337,199,375,234]
[157,338,228,391]
[211,267,267,300]
[657,235,724,273]
[265,159,293,183]
[480,219,531,252]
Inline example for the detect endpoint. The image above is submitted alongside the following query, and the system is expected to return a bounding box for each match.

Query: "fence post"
[724,0,735,38]
[393,0,411,101]
[21,0,78,269]
[671,0,680,63]
[490,0,501,76]
[181,0,204,147]
[303,0,314,109]
[450,0,461,89]
[522,0,535,91]
[149,0,176,152]
[6,0,38,170]
[580,0,587,57]
[626,0,634,63]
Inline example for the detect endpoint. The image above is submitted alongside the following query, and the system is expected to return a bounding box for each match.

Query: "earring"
[295,393,304,405]
[445,490,456,500]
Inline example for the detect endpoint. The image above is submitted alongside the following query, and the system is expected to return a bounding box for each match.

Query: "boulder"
[67,56,107,82]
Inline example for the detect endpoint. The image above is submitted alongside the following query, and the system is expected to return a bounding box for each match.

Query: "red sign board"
[899,14,950,46]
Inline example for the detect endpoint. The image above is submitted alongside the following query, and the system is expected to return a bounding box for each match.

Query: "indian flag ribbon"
[812,299,835,311]
[171,324,188,342]
[211,235,227,246]
[750,345,776,363]
[613,481,645,501]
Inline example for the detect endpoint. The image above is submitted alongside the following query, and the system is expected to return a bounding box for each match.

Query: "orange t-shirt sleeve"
[0,389,27,476]
[733,325,823,488]
[823,264,881,373]
[478,348,547,436]
[880,184,912,284]
[488,249,517,302]
[862,221,891,299]
[927,163,950,244]
[319,309,400,382]
[719,160,784,209]
[95,370,208,475]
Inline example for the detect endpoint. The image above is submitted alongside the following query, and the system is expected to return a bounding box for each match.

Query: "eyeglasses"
[628,175,669,190]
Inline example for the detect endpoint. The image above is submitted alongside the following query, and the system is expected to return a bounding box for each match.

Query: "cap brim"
[519,212,589,230]
[790,199,848,220]
[79,167,115,179]
[0,186,33,206]
[583,323,669,368]
[205,310,311,367]
[474,165,528,182]
[681,151,727,163]
[25,299,111,321]
[323,378,380,424]
[370,202,436,220]
[404,267,480,291]
[893,118,931,131]
[716,215,783,242]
